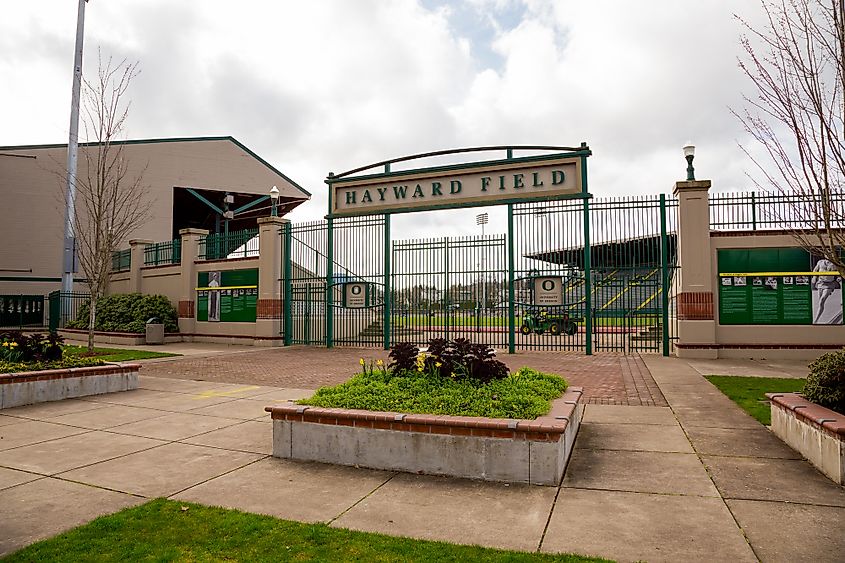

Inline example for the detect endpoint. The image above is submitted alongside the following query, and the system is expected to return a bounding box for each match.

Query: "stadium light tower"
[62,0,89,294]
[476,212,489,236]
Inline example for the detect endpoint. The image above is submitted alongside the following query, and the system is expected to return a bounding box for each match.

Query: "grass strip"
[63,345,180,362]
[4,499,611,563]
[705,375,806,425]
[300,367,567,419]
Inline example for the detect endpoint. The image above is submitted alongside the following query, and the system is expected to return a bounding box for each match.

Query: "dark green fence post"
[583,198,592,355]
[659,194,670,357]
[444,237,450,340]
[507,203,515,354]
[326,217,334,348]
[750,192,757,231]
[383,214,391,349]
[283,222,293,346]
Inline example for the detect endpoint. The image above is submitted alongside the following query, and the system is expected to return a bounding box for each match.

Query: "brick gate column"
[255,216,288,346]
[674,180,717,358]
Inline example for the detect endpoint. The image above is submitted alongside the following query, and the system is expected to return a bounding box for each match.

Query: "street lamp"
[270,185,280,217]
[683,141,696,181]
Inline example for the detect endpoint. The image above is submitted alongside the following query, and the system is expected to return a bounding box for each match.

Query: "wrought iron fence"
[0,295,47,329]
[111,249,131,272]
[144,239,181,266]
[47,291,90,331]
[199,229,259,260]
[709,190,845,231]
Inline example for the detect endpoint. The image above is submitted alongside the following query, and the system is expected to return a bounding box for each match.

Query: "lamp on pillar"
[683,141,696,181]
[270,185,280,217]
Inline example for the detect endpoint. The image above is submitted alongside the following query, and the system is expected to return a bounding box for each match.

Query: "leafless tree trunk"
[735,0,845,275]
[74,54,152,351]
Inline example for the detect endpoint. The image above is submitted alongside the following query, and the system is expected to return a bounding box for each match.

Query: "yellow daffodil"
[435,362,442,368]
[359,358,365,366]
[376,359,384,367]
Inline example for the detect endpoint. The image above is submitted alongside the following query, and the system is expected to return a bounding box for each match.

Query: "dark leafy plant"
[388,342,419,372]
[68,293,179,333]
[804,349,845,414]
[422,337,509,383]
[0,331,64,363]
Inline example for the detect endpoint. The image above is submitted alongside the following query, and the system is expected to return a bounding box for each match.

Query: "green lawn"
[63,345,179,362]
[300,367,567,419]
[4,499,610,563]
[705,375,806,425]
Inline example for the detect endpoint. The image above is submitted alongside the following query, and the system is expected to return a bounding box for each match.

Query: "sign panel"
[533,276,563,306]
[717,248,842,325]
[196,269,258,322]
[330,155,584,216]
[343,282,370,308]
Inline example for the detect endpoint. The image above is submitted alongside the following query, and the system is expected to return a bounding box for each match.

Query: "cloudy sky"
[0,0,769,235]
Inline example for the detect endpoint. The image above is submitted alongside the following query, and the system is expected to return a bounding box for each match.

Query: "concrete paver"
[0,420,89,451]
[332,472,557,553]
[187,398,271,420]
[702,455,845,507]
[46,404,171,430]
[574,421,694,453]
[0,477,142,557]
[542,488,757,562]
[563,449,719,497]
[181,420,273,454]
[0,431,165,475]
[0,352,843,561]
[685,426,803,459]
[581,404,677,425]
[0,467,41,491]
[727,499,845,563]
[174,457,392,523]
[108,412,243,441]
[686,358,809,379]
[1,398,108,420]
[58,442,263,498]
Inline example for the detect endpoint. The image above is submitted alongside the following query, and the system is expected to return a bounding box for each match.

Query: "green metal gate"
[281,195,678,355]
[391,235,508,348]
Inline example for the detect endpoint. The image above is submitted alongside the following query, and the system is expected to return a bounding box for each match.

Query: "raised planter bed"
[59,329,181,346]
[266,386,583,485]
[767,393,845,485]
[0,363,140,409]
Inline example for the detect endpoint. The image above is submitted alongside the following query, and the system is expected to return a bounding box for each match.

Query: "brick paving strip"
[140,346,667,407]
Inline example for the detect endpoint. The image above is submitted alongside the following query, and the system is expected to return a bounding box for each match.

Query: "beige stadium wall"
[0,138,307,297]
[710,232,845,357]
[138,266,181,305]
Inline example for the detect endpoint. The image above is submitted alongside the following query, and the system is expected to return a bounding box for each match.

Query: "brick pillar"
[674,180,718,358]
[255,216,288,346]
[177,228,208,334]
[127,239,152,293]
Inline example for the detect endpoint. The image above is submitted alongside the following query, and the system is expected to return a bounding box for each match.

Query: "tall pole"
[62,0,87,294]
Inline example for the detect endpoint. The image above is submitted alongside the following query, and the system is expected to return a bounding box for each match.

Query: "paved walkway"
[140,346,667,406]
[0,357,843,561]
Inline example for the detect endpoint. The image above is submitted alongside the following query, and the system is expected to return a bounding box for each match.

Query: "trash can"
[145,317,165,345]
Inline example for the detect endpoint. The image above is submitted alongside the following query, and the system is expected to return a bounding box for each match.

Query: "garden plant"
[300,338,567,419]
[0,330,103,374]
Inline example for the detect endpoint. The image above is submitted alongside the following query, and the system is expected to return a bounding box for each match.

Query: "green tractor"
[520,308,579,336]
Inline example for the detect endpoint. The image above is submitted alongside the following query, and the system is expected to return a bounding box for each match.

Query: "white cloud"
[0,0,771,235]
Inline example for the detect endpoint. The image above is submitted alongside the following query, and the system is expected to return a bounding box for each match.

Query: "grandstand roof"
[527,233,677,269]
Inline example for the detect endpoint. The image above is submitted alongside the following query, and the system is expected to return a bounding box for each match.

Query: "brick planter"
[0,363,140,409]
[265,387,583,485]
[767,393,845,485]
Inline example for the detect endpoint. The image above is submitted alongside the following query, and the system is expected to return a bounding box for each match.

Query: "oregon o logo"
[541,279,556,291]
[351,285,362,295]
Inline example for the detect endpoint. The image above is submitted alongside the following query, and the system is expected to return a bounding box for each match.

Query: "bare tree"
[74,54,152,350]
[735,0,845,274]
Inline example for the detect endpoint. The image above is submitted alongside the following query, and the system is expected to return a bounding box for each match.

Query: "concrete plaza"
[0,349,842,562]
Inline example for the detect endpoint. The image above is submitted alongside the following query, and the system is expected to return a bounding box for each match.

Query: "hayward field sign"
[327,150,588,216]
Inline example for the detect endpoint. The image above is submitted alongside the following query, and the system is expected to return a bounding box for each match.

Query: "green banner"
[196,269,258,323]
[717,248,841,325]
